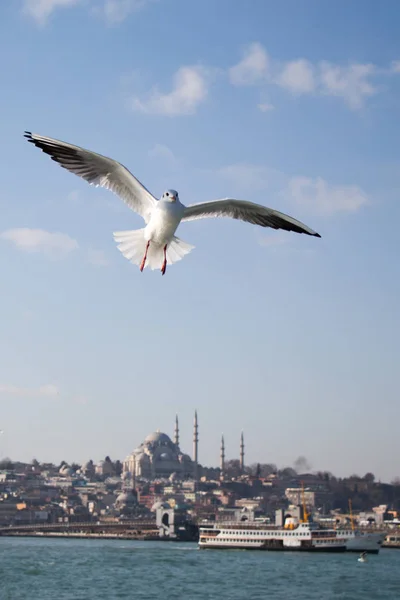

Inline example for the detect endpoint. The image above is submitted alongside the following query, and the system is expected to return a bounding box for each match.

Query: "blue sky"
[0,0,399,481]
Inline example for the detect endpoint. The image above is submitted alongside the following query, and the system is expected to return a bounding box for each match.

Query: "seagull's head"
[162,189,179,203]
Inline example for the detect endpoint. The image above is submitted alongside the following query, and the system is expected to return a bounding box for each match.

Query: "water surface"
[1,537,399,599]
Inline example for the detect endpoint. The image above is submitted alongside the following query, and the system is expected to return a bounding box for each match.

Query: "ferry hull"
[199,544,346,552]
[342,532,385,554]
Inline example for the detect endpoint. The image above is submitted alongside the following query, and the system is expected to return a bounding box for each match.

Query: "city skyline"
[0,1,399,482]
[0,410,396,483]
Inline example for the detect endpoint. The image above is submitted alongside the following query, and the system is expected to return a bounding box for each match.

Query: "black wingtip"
[314,233,322,238]
[24,131,34,142]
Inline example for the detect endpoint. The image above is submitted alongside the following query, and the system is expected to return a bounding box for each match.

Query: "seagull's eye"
[166,192,169,197]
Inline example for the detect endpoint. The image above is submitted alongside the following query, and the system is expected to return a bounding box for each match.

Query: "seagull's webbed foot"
[161,244,167,276]
[140,241,150,272]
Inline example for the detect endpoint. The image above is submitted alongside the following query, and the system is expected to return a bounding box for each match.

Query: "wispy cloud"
[131,66,211,116]
[258,231,291,249]
[23,0,155,24]
[319,62,377,109]
[22,0,82,25]
[148,143,179,166]
[215,162,368,216]
[287,176,369,215]
[0,228,78,257]
[257,102,274,112]
[390,60,400,74]
[230,43,397,110]
[217,163,284,194]
[87,248,110,267]
[67,190,80,203]
[72,394,89,405]
[229,43,269,86]
[0,384,60,397]
[94,0,157,24]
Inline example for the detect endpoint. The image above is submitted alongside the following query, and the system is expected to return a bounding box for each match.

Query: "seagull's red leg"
[140,241,150,272]
[161,244,167,276]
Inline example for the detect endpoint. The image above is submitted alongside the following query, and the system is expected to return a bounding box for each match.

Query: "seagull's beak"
[170,195,176,202]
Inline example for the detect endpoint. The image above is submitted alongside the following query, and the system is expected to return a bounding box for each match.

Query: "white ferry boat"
[198,519,384,553]
[199,521,347,552]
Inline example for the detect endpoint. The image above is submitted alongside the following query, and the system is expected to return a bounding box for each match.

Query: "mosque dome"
[145,431,172,444]
[60,466,73,476]
[122,418,196,481]
[115,490,136,507]
[151,501,170,512]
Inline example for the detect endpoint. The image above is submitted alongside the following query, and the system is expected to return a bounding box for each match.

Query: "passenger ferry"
[198,517,384,553]
[199,521,347,552]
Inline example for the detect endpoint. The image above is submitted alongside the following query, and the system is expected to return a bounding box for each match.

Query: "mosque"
[122,411,245,481]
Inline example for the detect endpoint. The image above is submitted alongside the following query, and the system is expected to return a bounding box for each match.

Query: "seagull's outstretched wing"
[24,132,156,224]
[182,198,321,237]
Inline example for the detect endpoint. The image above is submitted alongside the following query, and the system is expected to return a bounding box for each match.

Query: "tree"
[293,456,312,473]
[0,457,14,470]
[224,459,241,478]
[114,460,123,476]
[250,463,277,478]
[279,467,297,478]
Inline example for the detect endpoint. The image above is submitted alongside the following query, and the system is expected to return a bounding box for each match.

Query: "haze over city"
[0,0,399,482]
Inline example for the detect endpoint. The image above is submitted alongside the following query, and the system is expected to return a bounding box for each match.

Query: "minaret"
[174,414,179,447]
[193,410,198,482]
[240,431,245,473]
[220,434,225,476]
[132,455,136,490]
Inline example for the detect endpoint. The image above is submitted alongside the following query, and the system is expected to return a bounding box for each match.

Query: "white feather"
[113,229,194,270]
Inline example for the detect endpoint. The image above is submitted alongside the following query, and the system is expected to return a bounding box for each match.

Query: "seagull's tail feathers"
[113,229,194,270]
[166,236,195,266]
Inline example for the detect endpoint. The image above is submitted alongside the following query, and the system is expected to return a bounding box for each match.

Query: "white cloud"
[276,57,377,107]
[217,163,283,194]
[95,0,156,24]
[390,60,400,73]
[257,102,274,112]
[67,190,80,203]
[229,43,269,86]
[148,143,178,165]
[287,176,369,215]
[319,62,377,109]
[0,384,60,397]
[72,394,89,405]
[214,161,368,216]
[258,231,290,248]
[0,228,78,257]
[24,0,156,24]
[87,248,110,267]
[276,59,316,94]
[132,66,210,116]
[22,0,82,25]
[228,42,397,110]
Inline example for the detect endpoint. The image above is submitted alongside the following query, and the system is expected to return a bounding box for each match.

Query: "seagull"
[24,132,321,275]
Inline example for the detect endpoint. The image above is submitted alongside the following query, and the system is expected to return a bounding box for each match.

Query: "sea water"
[1,537,399,599]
